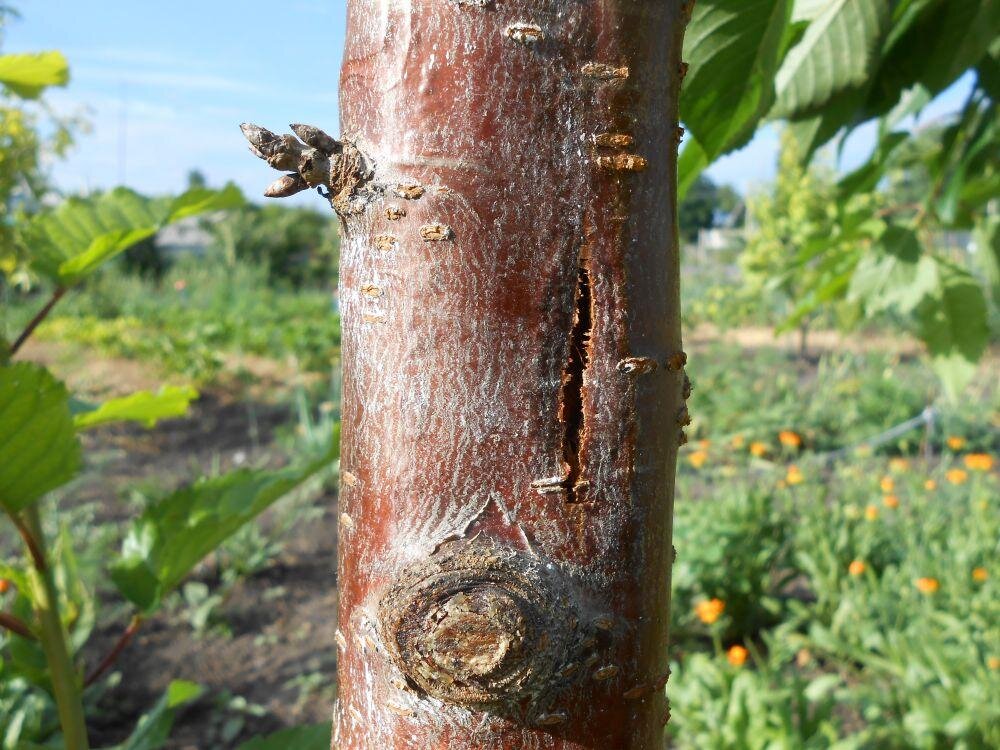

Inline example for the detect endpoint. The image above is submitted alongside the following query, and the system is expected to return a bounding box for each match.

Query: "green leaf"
[55,523,97,651]
[837,130,908,198]
[804,674,842,702]
[110,427,338,612]
[972,215,999,305]
[58,228,157,285]
[677,136,710,201]
[22,188,164,282]
[681,0,793,162]
[236,723,331,750]
[863,0,1000,119]
[772,0,891,120]
[107,681,203,750]
[0,51,69,99]
[916,264,990,399]
[73,386,198,431]
[21,185,244,285]
[0,363,81,513]
[848,225,938,314]
[932,95,996,227]
[166,183,244,223]
[976,38,1000,99]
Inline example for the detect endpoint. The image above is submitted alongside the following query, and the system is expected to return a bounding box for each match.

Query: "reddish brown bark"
[247,1,689,747]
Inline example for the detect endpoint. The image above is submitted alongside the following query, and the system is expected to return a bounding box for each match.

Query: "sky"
[3,1,975,206]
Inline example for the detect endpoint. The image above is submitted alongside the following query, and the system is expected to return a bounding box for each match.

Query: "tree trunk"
[245,1,690,747]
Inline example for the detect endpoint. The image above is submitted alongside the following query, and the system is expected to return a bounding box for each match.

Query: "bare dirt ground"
[77,394,340,749]
[685,323,924,355]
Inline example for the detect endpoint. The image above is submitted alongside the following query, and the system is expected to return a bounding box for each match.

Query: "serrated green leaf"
[848,225,938,314]
[110,426,338,612]
[681,0,793,162]
[772,0,890,119]
[972,215,999,304]
[0,51,69,99]
[22,188,163,282]
[73,386,198,431]
[916,264,990,399]
[863,0,999,119]
[0,363,81,513]
[21,185,244,285]
[236,723,331,750]
[108,681,203,750]
[837,130,907,198]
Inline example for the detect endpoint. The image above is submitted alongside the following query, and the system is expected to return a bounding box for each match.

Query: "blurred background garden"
[1,2,998,749]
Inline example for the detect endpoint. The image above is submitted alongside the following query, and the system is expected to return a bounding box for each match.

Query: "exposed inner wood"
[559,256,594,502]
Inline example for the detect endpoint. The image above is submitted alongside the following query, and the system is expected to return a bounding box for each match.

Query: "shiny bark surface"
[334,1,688,747]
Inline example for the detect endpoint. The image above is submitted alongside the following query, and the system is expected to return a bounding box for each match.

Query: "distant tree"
[678,174,741,242]
[0,11,75,284]
[186,169,207,190]
[740,129,858,353]
[716,183,742,225]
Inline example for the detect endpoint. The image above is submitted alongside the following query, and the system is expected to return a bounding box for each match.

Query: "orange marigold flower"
[924,478,937,491]
[972,567,988,583]
[688,450,709,469]
[864,504,879,521]
[946,468,968,485]
[726,645,749,667]
[946,436,966,451]
[880,476,895,493]
[888,457,910,473]
[778,430,802,449]
[0,579,10,594]
[786,465,804,485]
[730,434,746,449]
[749,441,768,457]
[697,439,711,450]
[848,560,866,576]
[173,278,188,292]
[694,598,725,625]
[883,494,900,509]
[964,453,994,472]
[989,657,1000,670]
[914,577,940,594]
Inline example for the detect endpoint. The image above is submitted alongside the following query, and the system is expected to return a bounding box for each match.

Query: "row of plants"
[677,343,998,457]
[11,259,343,382]
[668,442,998,748]
[667,342,998,748]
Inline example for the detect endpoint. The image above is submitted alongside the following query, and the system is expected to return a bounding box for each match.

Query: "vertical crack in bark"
[559,251,594,502]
